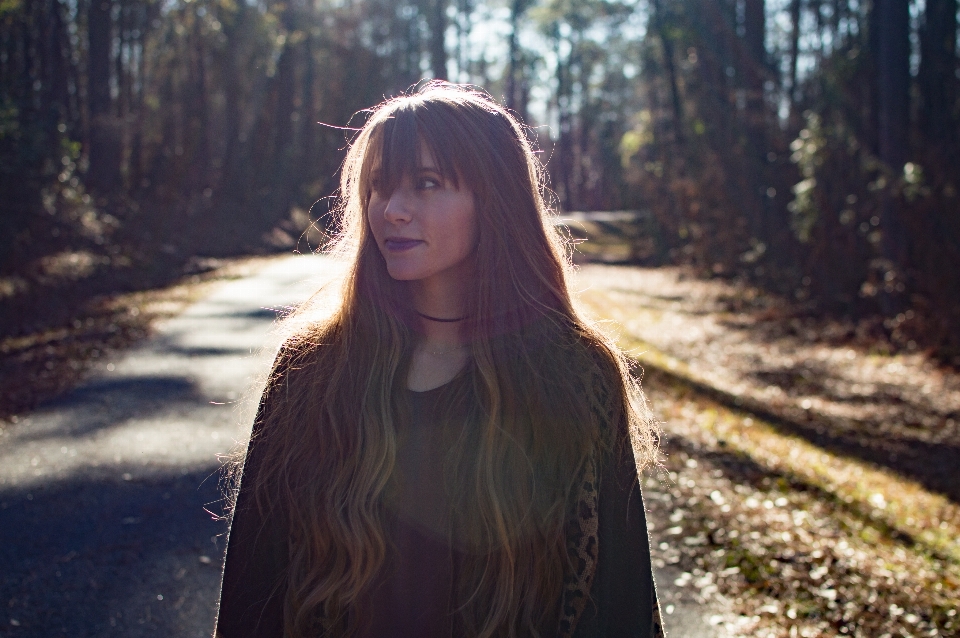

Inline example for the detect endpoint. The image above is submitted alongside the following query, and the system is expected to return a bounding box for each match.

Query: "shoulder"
[241,327,340,499]
[574,337,629,434]
[264,324,341,394]
[250,325,342,451]
[273,322,341,373]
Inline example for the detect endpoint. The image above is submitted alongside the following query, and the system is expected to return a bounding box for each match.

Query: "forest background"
[2,0,960,366]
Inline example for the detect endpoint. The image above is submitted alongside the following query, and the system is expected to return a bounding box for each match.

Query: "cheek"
[456,199,479,250]
[466,215,479,251]
[366,203,383,239]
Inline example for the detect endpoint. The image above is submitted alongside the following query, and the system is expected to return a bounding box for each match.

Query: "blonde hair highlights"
[236,82,658,638]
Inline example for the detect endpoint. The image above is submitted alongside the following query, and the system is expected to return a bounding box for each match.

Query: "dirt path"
[575,264,960,638]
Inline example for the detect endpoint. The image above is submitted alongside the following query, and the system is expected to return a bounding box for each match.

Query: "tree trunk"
[743,0,765,67]
[454,0,474,81]
[872,0,911,310]
[298,32,317,197]
[220,3,245,183]
[742,0,766,121]
[130,19,146,192]
[87,0,121,194]
[918,0,958,145]
[874,0,910,172]
[787,0,801,125]
[43,0,71,129]
[115,0,125,118]
[429,0,447,80]
[555,33,573,208]
[191,8,211,185]
[651,0,685,144]
[506,0,522,111]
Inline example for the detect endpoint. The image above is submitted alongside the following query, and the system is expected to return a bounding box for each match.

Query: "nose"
[382,188,413,224]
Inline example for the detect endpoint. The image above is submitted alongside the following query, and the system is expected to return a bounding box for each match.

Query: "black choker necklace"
[416,311,469,323]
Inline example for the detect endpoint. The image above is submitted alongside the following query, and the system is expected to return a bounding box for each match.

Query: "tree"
[429,0,448,79]
[871,0,911,310]
[506,0,533,114]
[918,0,959,150]
[86,0,121,194]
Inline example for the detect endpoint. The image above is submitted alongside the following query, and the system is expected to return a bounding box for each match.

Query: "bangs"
[360,101,467,197]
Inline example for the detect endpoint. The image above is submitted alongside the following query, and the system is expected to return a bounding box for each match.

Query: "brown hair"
[240,82,658,637]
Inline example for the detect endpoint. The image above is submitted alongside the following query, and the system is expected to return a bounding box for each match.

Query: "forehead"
[418,146,439,168]
[364,141,436,172]
[363,111,459,189]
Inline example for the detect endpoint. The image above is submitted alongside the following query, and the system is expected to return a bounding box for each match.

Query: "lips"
[384,238,423,251]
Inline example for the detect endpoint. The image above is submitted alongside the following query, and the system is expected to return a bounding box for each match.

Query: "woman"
[215,82,664,638]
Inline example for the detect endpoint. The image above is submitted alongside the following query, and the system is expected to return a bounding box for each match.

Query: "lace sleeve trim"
[558,459,600,637]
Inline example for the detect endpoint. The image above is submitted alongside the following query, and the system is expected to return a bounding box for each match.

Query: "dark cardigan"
[214,362,665,638]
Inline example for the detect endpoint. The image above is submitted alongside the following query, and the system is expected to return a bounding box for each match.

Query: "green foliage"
[3,0,959,357]
[0,0,21,17]
[624,0,960,357]
[787,112,826,243]
[0,101,19,139]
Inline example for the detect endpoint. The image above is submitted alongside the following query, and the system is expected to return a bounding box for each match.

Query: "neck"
[409,277,469,346]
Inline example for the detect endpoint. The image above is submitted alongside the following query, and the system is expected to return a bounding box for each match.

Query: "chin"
[385,267,422,281]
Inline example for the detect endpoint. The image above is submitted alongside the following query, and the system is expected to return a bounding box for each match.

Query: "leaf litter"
[575,264,960,638]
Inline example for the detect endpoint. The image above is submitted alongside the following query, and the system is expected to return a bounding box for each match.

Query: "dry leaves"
[574,264,960,638]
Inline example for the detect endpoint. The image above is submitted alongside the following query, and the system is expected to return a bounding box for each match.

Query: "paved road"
[1,255,333,637]
[1,254,720,637]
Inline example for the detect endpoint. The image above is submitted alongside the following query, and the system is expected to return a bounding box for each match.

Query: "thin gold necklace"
[423,342,468,356]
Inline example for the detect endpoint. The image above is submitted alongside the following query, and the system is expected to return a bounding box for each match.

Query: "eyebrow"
[417,153,441,170]
[420,159,462,189]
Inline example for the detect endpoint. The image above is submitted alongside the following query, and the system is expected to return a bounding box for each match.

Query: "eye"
[416,174,442,190]
[369,169,381,185]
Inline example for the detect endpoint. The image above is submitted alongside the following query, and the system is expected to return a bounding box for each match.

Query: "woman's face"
[367,146,478,288]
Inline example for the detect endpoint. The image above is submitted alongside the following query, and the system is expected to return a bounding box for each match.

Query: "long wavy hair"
[239,82,658,637]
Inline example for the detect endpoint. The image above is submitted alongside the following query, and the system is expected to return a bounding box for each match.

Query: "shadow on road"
[1,468,228,637]
[1,254,333,636]
[8,376,204,442]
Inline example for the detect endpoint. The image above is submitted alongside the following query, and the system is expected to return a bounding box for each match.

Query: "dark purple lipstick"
[384,238,422,251]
